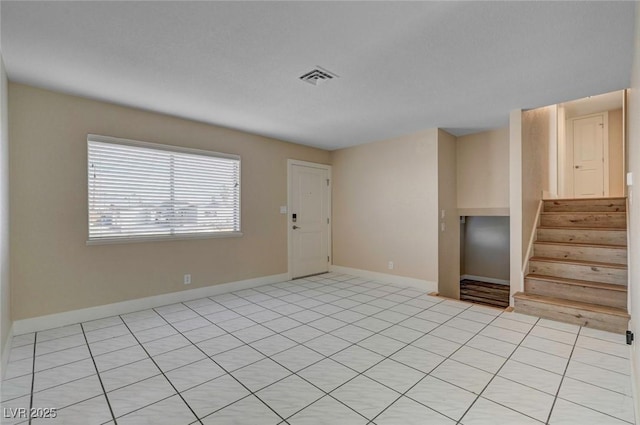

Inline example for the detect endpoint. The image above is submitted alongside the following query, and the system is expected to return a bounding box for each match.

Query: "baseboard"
[330,265,437,292]
[1,322,13,380]
[460,274,510,286]
[12,273,289,335]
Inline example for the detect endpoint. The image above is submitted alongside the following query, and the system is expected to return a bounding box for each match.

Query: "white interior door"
[289,161,330,279]
[572,114,605,198]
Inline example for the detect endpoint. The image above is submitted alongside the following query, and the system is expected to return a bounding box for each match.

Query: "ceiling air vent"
[299,67,339,86]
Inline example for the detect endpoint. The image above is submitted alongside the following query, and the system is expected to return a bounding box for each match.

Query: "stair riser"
[544,199,626,213]
[537,228,627,246]
[533,244,627,265]
[514,297,628,334]
[540,214,626,229]
[524,278,627,309]
[529,260,627,285]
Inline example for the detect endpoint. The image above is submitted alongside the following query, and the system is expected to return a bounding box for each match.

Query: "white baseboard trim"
[330,265,437,292]
[461,274,510,286]
[1,323,14,381]
[13,273,290,335]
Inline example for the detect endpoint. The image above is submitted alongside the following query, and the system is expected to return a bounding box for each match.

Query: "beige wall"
[437,130,459,298]
[457,128,509,212]
[462,216,510,282]
[0,57,10,374]
[627,4,640,411]
[331,129,439,283]
[609,108,624,197]
[521,106,550,262]
[9,84,330,320]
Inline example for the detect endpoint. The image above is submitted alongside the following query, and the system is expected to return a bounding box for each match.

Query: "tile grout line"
[27,332,37,425]
[7,273,631,424]
[179,276,428,423]
[79,323,118,425]
[174,275,444,423]
[545,327,634,425]
[118,317,205,425]
[545,326,581,424]
[455,316,544,425]
[224,280,508,423]
[149,306,291,425]
[366,304,519,424]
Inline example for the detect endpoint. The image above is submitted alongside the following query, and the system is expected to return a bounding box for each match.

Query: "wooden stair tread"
[529,256,627,269]
[533,241,627,249]
[513,292,629,317]
[541,211,626,215]
[538,226,626,231]
[525,274,627,291]
[543,197,626,202]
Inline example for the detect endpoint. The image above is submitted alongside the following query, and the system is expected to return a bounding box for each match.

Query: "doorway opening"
[287,160,332,280]
[557,90,625,199]
[460,216,510,308]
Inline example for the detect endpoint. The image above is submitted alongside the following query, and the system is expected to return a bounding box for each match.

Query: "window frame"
[86,134,242,245]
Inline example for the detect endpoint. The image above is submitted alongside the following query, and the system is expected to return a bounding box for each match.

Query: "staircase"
[514,197,630,334]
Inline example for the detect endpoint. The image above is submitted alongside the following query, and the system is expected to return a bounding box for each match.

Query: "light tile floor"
[0,273,635,424]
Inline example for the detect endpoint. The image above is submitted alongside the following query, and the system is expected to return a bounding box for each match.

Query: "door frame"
[565,111,609,198]
[287,159,332,280]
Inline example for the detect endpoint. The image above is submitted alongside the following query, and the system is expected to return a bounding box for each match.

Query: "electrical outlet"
[184,274,191,285]
[388,261,394,270]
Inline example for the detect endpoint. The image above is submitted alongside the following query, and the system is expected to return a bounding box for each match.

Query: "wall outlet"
[388,261,394,270]
[184,274,191,285]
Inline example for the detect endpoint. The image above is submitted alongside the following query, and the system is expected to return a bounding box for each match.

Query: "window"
[87,135,241,243]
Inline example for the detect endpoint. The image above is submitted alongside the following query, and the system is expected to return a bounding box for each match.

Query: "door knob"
[575,165,581,169]
[292,225,301,230]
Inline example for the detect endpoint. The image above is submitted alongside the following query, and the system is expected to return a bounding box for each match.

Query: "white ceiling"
[1,1,635,150]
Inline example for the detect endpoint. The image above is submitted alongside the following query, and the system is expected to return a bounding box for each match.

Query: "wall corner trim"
[12,273,289,335]
[330,265,437,292]
[1,323,14,381]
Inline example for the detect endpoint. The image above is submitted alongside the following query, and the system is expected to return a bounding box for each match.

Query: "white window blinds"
[88,135,241,242]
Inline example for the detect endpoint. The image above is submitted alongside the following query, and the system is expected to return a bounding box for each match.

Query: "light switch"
[441,209,445,219]
[627,172,633,186]
[280,206,287,214]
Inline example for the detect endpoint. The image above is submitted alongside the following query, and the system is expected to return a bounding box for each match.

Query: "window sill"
[86,231,243,246]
